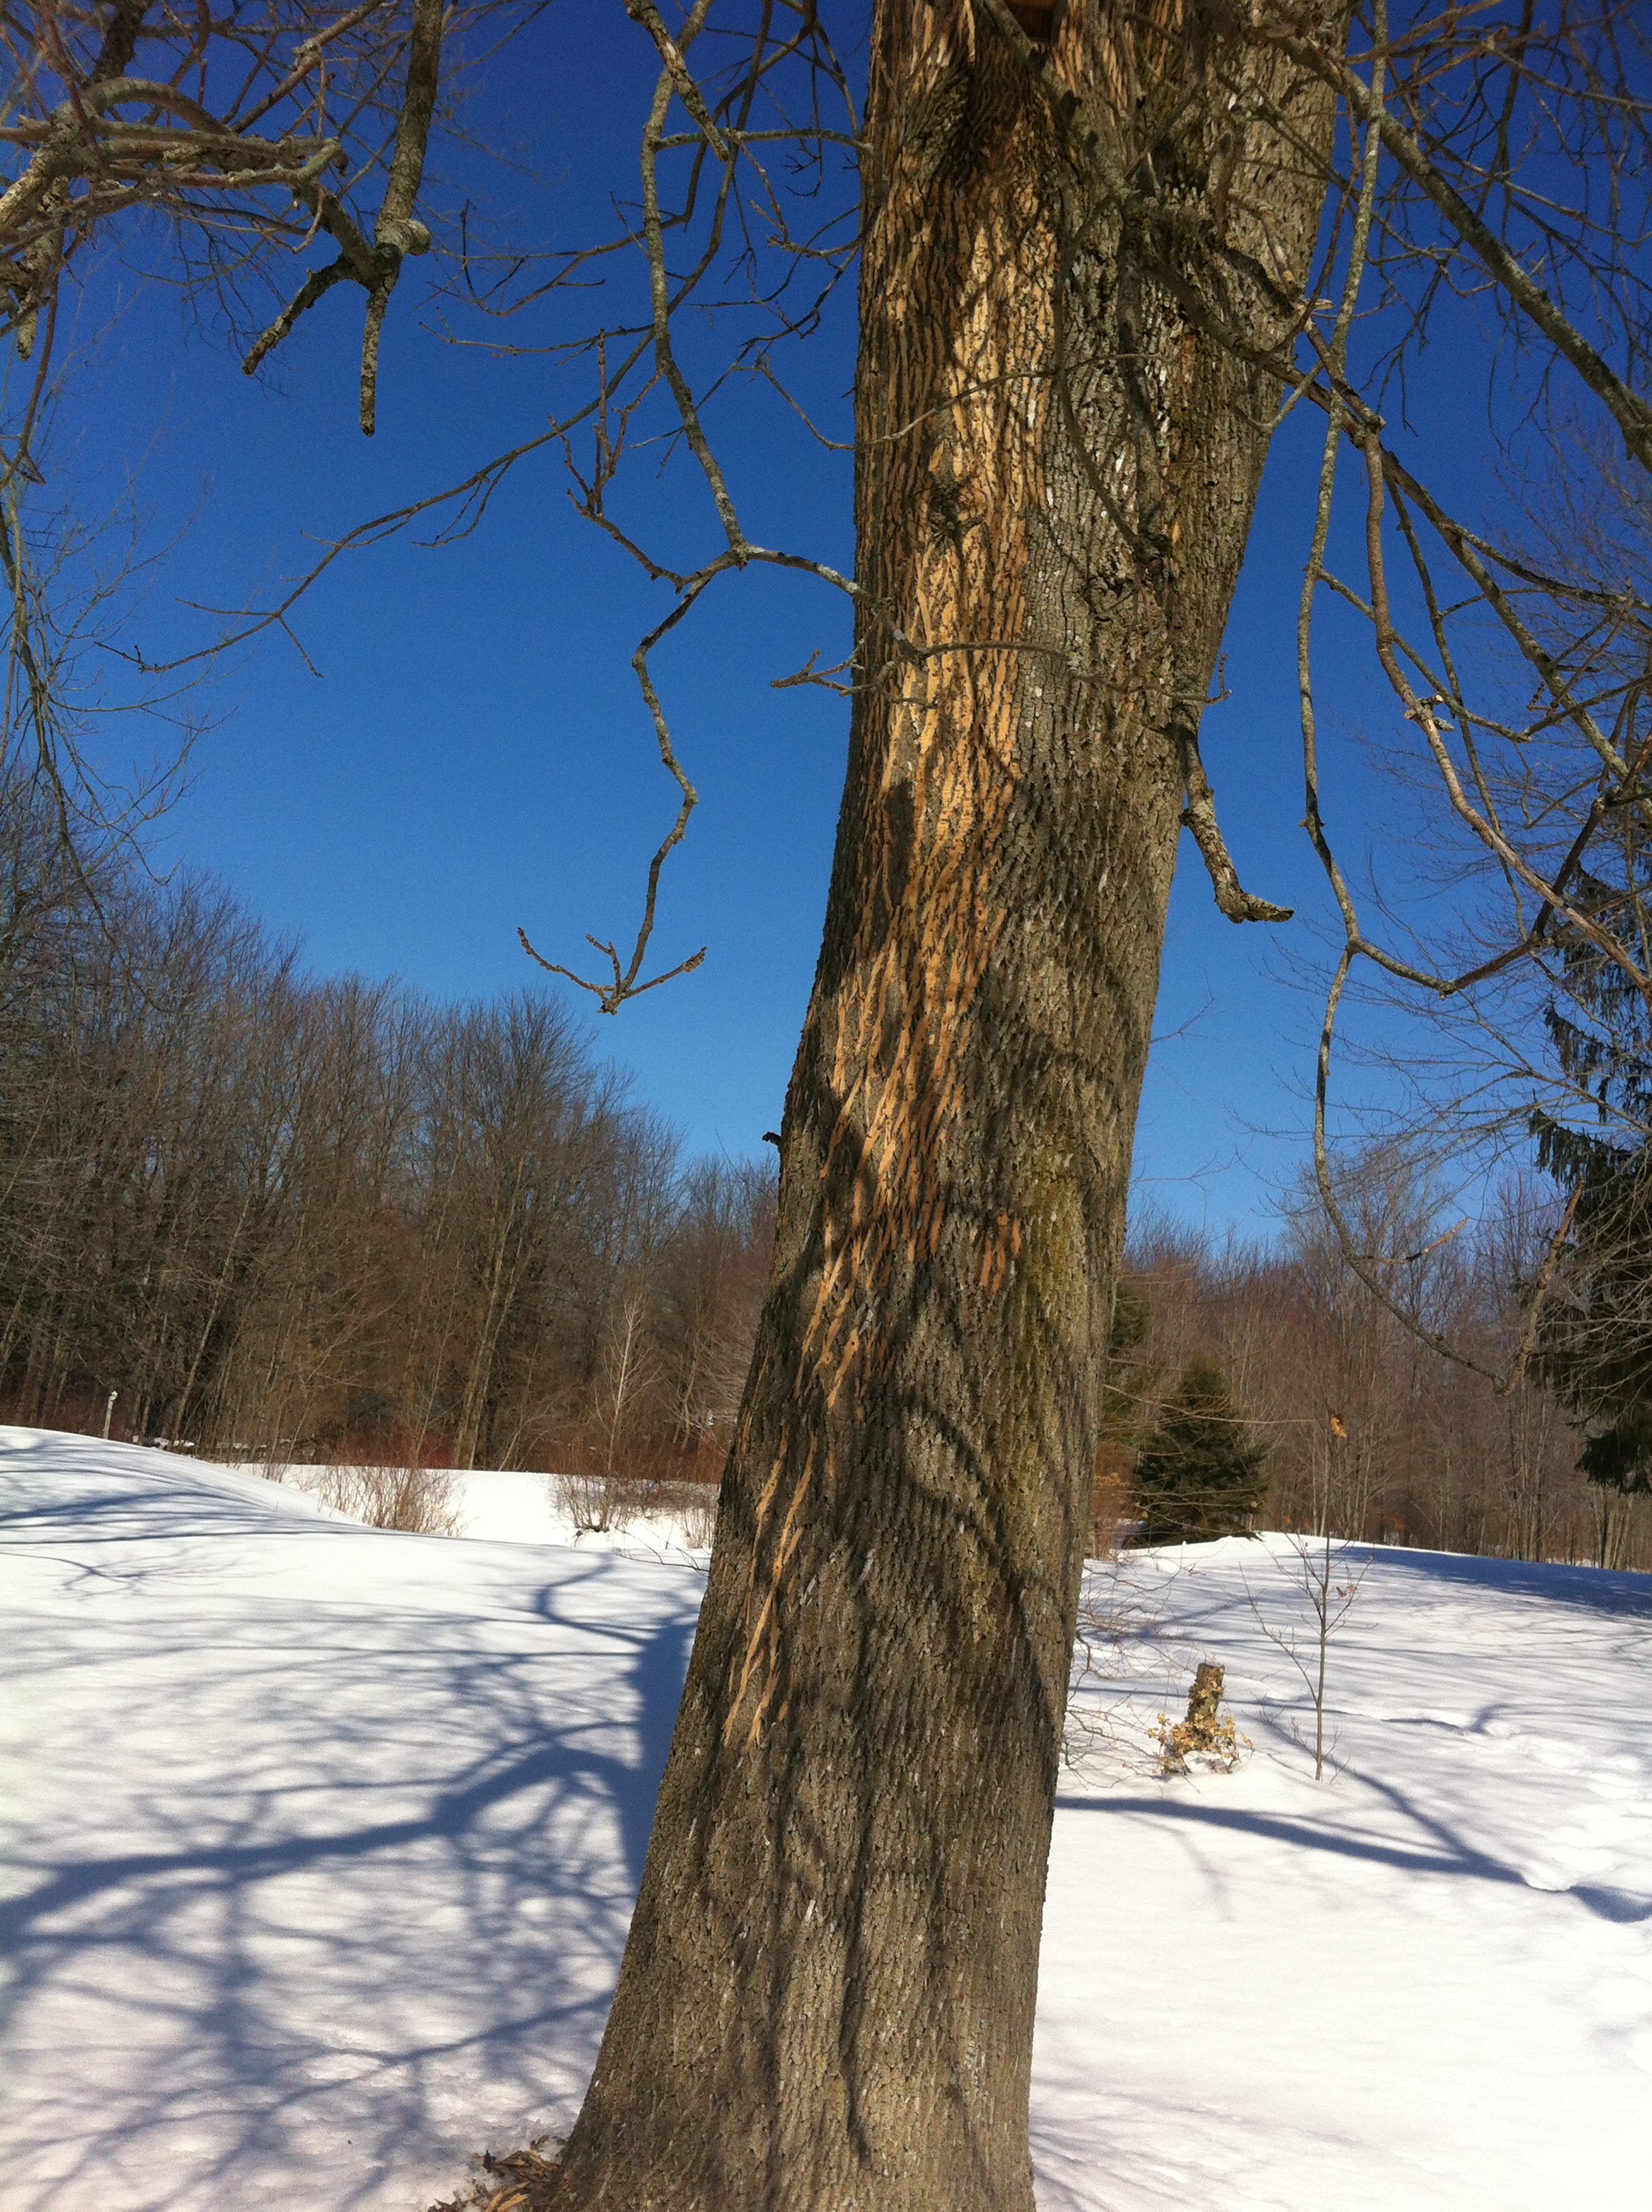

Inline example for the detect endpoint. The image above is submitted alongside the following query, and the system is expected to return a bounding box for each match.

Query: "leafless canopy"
[0,0,543,901]
[9,3,1652,1302]
[0,0,545,431]
[245,0,1652,1135]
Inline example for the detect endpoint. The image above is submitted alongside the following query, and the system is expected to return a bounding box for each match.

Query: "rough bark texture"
[550,7,1336,2208]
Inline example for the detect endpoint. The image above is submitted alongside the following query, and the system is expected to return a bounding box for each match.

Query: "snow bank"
[3,1427,1649,2211]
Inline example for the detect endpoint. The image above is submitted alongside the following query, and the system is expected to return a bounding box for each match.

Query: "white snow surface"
[4,1425,1651,2211]
[270,1461,715,1564]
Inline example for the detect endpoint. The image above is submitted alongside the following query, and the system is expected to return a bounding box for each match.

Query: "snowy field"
[4,1426,1650,2211]
[267,1460,718,1563]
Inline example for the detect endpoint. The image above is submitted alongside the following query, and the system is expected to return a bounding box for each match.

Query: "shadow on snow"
[1,1432,698,2210]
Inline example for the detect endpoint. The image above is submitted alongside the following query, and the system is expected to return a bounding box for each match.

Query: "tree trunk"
[550,9,1336,2208]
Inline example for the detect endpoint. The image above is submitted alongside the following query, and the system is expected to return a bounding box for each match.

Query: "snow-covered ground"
[268,1461,717,1563]
[4,1426,1649,2211]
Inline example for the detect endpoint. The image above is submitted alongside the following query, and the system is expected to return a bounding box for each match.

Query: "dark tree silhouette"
[1536,867,1652,1505]
[1135,1356,1270,1544]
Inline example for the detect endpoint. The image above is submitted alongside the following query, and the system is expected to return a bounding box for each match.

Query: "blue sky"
[52,2,1538,1239]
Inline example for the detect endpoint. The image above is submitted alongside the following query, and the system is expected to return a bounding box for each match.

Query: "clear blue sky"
[59,2,1524,1240]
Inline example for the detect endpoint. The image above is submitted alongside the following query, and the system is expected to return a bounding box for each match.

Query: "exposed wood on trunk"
[546,7,1339,2207]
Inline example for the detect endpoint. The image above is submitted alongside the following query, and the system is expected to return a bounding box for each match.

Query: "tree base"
[428,2138,563,2212]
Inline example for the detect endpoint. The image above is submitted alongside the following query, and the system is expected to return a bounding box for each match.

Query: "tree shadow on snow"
[1,1431,700,2212]
[1055,1788,1652,1924]
[1349,1542,1652,1619]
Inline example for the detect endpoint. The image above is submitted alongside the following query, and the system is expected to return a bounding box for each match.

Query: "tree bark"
[550,8,1337,2207]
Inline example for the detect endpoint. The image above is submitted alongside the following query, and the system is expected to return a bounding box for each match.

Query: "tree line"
[0,803,773,1475]
[10,783,1649,1570]
[1108,1167,1652,1574]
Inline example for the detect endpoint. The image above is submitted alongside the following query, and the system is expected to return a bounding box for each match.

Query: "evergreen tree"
[1098,1278,1155,1451]
[1534,864,1652,1499]
[1134,1357,1270,1545]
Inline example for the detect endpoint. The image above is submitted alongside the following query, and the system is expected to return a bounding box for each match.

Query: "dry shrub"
[551,1469,719,1546]
[677,1485,718,1548]
[1152,1660,1247,1775]
[639,1476,719,1548]
[555,1470,638,1535]
[312,1462,464,1536]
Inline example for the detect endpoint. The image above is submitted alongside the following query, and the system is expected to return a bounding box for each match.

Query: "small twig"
[771,646,855,695]
[517,926,706,1016]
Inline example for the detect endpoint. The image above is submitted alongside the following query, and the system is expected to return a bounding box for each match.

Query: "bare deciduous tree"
[0,862,776,1476]
[514,11,1652,2201]
[12,3,1652,2204]
[1245,1518,1365,1783]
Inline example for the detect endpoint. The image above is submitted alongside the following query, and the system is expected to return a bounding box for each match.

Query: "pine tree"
[1098,1278,1155,1451]
[1534,864,1652,1499]
[1134,1357,1269,1545]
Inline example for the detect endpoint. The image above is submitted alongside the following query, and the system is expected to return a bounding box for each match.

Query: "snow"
[270,1461,715,1564]
[4,1427,1650,2210]
[1040,1540,1652,2209]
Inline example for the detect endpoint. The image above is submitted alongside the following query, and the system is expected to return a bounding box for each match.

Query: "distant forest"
[1,806,773,1481]
[1108,1196,1652,1572]
[5,800,1648,1568]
